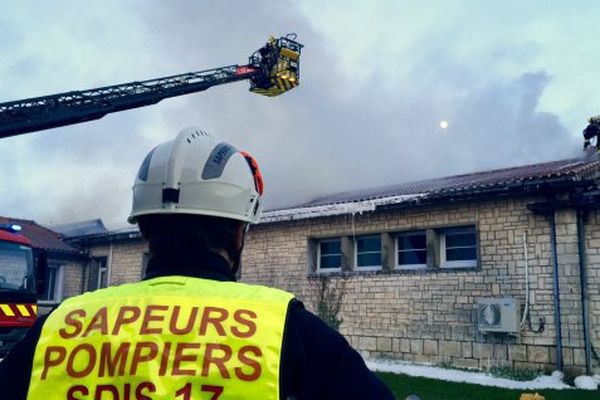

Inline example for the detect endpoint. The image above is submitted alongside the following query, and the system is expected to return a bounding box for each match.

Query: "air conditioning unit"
[477,298,520,334]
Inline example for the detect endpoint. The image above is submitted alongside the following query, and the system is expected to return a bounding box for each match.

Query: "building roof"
[64,226,141,245]
[261,157,600,223]
[65,156,600,237]
[0,216,81,255]
[50,219,108,238]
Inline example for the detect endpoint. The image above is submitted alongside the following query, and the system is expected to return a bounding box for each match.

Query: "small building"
[63,157,600,374]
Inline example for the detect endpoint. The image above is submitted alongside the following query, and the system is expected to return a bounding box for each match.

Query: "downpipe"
[576,210,592,374]
[548,212,563,371]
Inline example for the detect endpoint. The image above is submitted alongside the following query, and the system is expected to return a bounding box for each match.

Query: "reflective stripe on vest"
[27,276,294,400]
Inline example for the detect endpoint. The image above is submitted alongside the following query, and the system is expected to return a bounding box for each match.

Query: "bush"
[489,366,539,381]
[561,367,580,387]
[312,275,345,331]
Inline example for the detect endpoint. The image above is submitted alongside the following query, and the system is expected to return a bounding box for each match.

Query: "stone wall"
[89,241,147,287]
[76,194,599,373]
[242,196,600,373]
[62,260,84,299]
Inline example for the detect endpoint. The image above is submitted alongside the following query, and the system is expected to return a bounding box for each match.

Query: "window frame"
[97,260,108,289]
[39,263,64,304]
[354,234,382,271]
[395,230,428,270]
[440,226,478,269]
[316,238,342,273]
[88,256,109,290]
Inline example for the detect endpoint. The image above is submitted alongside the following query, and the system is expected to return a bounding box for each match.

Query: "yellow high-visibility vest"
[27,276,294,400]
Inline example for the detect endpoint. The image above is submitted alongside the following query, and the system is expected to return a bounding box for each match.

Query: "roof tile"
[0,216,80,254]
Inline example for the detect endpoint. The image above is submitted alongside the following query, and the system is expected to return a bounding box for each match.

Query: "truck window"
[0,242,34,291]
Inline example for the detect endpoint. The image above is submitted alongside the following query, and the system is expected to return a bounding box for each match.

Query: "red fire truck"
[0,224,44,356]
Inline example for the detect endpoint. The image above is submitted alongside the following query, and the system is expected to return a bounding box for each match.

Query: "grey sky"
[1,1,599,228]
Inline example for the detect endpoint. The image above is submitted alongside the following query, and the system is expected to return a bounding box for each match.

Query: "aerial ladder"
[0,34,303,139]
[0,34,302,352]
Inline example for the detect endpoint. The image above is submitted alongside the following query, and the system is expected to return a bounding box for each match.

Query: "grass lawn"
[376,372,600,400]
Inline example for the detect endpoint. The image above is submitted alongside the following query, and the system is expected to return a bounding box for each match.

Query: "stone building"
[62,157,600,374]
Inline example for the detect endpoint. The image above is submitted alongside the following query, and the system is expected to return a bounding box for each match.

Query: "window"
[396,231,427,269]
[309,225,479,275]
[441,226,478,268]
[88,257,108,290]
[355,235,381,269]
[41,263,63,303]
[98,260,108,289]
[318,239,342,271]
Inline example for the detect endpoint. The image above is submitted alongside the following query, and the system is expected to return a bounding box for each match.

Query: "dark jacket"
[0,252,394,400]
[583,123,600,140]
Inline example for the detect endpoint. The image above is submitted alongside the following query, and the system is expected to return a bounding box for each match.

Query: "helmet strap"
[229,236,245,278]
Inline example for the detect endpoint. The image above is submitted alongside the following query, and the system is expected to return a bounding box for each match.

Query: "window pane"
[446,232,476,247]
[98,268,108,288]
[446,247,477,261]
[398,234,426,250]
[398,250,426,265]
[320,240,341,255]
[320,255,341,269]
[43,267,57,301]
[357,253,380,267]
[357,236,381,252]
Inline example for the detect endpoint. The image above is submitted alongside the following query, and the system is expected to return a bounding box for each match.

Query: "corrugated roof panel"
[293,158,600,208]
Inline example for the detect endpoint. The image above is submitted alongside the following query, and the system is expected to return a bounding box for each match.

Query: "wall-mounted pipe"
[576,210,592,375]
[548,212,563,371]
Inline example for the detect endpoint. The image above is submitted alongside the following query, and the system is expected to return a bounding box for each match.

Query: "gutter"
[66,229,142,245]
[262,176,598,225]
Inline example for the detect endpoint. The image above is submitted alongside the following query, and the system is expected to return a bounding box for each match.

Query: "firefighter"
[0,127,394,400]
[583,115,600,150]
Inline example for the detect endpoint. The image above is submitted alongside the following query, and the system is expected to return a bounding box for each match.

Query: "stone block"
[573,349,585,366]
[508,345,527,362]
[493,344,508,360]
[411,339,423,355]
[423,339,438,355]
[439,341,461,357]
[561,348,573,366]
[452,358,480,370]
[400,338,411,353]
[527,346,550,363]
[473,343,493,359]
[392,338,400,353]
[359,336,377,351]
[462,342,472,358]
[377,337,392,352]
[414,354,430,363]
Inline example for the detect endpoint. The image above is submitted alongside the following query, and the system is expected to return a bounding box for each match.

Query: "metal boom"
[0,34,302,139]
[0,65,257,139]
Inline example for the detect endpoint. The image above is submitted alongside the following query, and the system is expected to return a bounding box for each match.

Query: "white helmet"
[128,127,264,224]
